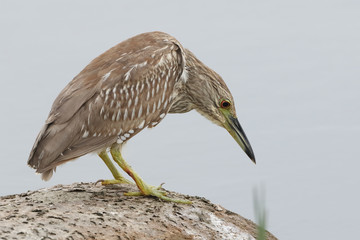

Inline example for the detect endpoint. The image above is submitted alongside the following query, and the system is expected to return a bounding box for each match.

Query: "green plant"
[253,187,267,240]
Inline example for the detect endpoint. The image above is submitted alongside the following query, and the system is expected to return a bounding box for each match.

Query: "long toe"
[125,185,192,204]
[97,178,134,185]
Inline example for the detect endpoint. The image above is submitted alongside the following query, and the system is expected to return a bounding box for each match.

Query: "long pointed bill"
[224,115,256,163]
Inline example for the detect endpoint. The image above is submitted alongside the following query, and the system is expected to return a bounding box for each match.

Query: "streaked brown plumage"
[28,31,255,203]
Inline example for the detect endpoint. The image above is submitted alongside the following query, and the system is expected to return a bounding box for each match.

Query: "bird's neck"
[168,49,220,114]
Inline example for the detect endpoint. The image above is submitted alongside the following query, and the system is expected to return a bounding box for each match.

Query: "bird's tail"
[27,121,78,181]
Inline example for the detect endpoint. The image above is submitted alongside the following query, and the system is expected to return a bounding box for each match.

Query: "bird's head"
[185,50,256,163]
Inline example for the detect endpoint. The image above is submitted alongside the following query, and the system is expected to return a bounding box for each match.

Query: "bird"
[28,31,255,204]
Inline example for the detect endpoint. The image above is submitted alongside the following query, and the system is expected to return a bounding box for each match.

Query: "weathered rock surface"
[0,182,277,240]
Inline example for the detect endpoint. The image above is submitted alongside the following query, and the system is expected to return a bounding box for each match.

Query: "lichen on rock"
[0,183,277,240]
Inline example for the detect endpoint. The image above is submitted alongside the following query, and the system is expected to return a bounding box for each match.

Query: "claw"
[157,182,165,190]
[95,179,105,185]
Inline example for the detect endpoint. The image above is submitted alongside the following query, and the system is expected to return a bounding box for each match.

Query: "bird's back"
[28,31,187,180]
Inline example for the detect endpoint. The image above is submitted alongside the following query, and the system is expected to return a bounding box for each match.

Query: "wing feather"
[28,32,186,179]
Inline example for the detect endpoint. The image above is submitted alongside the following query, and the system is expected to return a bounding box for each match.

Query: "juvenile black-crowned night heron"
[28,31,255,204]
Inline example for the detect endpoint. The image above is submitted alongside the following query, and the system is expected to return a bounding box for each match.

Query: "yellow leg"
[98,150,133,185]
[110,144,191,204]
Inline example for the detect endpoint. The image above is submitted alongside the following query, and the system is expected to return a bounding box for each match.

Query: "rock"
[0,182,277,240]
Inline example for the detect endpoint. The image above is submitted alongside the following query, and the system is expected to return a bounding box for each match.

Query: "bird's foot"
[125,183,192,204]
[96,178,133,186]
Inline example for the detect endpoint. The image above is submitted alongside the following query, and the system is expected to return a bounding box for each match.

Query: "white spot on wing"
[156,84,160,93]
[152,102,156,113]
[131,86,134,98]
[164,80,168,92]
[124,67,134,81]
[151,88,155,98]
[157,99,161,109]
[138,61,147,67]
[134,96,138,106]
[113,88,117,99]
[161,91,166,103]
[180,67,189,83]
[125,88,129,100]
[138,104,143,118]
[131,108,135,120]
[160,113,166,119]
[116,52,128,61]
[95,95,101,104]
[156,55,166,66]
[136,81,140,94]
[106,88,111,96]
[154,45,168,52]
[138,120,145,129]
[146,103,150,115]
[123,109,128,120]
[82,131,89,138]
[124,61,147,81]
[102,69,115,82]
[116,110,121,121]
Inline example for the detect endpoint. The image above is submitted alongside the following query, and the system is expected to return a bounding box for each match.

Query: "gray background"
[1,1,359,239]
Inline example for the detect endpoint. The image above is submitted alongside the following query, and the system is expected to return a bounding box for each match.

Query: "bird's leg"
[110,144,192,204]
[97,150,133,185]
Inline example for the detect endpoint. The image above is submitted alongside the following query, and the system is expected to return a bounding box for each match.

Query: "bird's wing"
[28,32,187,179]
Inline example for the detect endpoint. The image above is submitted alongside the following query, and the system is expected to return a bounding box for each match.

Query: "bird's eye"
[220,99,231,109]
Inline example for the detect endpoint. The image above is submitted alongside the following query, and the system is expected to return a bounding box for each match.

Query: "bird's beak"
[223,113,256,163]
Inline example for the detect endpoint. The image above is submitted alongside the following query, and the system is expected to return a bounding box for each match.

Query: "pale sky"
[1,1,359,239]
